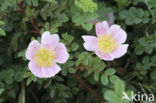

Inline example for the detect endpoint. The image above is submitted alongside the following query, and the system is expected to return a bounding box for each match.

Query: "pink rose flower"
[25,31,69,78]
[82,21,129,61]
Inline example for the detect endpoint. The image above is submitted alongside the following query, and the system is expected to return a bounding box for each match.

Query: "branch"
[73,73,105,103]
[18,82,25,103]
[22,82,25,103]
[17,1,41,36]
[30,30,41,35]
[30,19,41,35]
[29,88,39,103]
[17,1,26,15]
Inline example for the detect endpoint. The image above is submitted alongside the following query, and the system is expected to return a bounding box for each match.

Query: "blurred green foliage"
[0,0,156,103]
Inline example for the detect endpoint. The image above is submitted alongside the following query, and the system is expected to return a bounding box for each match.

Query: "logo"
[122,91,154,102]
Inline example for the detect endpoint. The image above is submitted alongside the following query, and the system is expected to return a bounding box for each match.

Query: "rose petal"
[108,13,114,26]
[82,36,98,51]
[109,25,127,44]
[96,21,109,37]
[55,43,69,63]
[52,64,61,74]
[41,31,59,50]
[95,50,114,61]
[25,40,40,60]
[28,61,43,78]
[41,64,61,78]
[111,44,129,59]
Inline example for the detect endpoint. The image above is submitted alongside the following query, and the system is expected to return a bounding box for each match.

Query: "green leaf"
[32,75,36,81]
[0,57,4,65]
[109,75,120,84]
[62,33,69,40]
[142,56,149,64]
[0,88,4,95]
[61,68,67,76]
[57,14,69,23]
[23,72,32,78]
[93,59,106,72]
[83,58,88,65]
[57,84,69,90]
[55,76,64,82]
[70,6,98,31]
[68,68,76,74]
[26,76,33,86]
[104,91,118,103]
[138,38,147,46]
[0,21,4,25]
[71,42,79,51]
[114,0,130,7]
[105,68,116,75]
[0,98,5,103]
[129,7,136,15]
[44,79,52,88]
[120,7,148,25]
[66,61,75,67]
[32,0,38,7]
[17,49,26,57]
[0,28,6,36]
[62,33,74,44]
[115,80,125,97]
[135,45,144,55]
[50,23,58,33]
[94,72,99,81]
[45,0,57,3]
[134,18,142,24]
[50,86,56,98]
[137,8,144,17]
[26,0,32,6]
[75,0,97,13]
[8,90,16,98]
[151,69,156,80]
[101,74,108,86]
[82,23,93,31]
[119,10,128,19]
[125,18,134,25]
[45,22,49,31]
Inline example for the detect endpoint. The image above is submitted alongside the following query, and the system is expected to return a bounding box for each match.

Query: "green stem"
[145,0,153,17]
[90,52,95,56]
[131,81,156,90]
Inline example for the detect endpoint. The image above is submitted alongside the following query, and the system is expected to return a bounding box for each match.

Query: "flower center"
[34,48,55,67]
[97,33,118,54]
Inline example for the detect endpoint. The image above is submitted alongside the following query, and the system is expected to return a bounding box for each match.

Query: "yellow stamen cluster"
[97,33,118,54]
[34,48,55,67]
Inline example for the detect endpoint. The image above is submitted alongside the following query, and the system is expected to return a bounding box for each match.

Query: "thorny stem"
[17,1,41,35]
[30,18,41,35]
[30,30,41,35]
[139,83,147,95]
[73,73,105,103]
[17,1,26,15]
